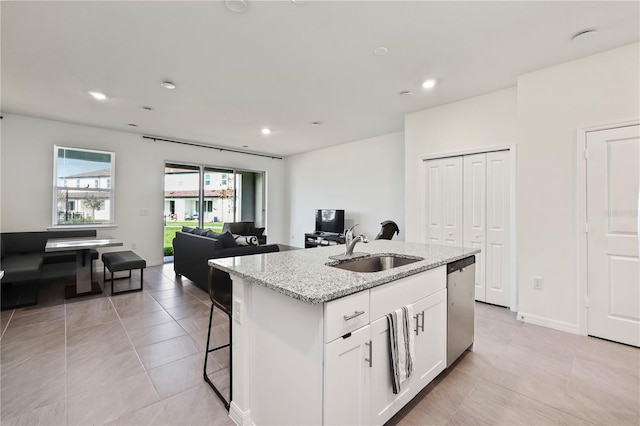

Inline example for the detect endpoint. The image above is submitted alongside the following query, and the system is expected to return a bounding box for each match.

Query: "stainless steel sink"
[329,254,423,273]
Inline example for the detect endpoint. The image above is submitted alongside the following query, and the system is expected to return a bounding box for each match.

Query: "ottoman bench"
[102,251,146,295]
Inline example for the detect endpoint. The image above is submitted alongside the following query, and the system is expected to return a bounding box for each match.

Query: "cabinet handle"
[414,311,425,335]
[343,310,365,321]
[365,340,372,368]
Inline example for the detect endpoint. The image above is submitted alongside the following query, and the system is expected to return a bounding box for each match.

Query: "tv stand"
[305,233,345,248]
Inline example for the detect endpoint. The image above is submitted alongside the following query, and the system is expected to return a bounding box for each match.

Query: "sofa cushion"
[1,253,43,282]
[218,231,238,248]
[182,226,195,233]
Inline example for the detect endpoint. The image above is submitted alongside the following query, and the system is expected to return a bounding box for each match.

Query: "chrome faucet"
[344,224,369,257]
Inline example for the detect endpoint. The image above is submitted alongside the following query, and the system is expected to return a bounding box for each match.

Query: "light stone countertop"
[209,240,480,304]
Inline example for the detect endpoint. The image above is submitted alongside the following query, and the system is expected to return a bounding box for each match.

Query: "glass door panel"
[164,163,200,257]
[203,168,235,233]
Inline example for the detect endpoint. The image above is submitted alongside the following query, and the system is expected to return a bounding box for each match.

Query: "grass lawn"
[163,221,224,255]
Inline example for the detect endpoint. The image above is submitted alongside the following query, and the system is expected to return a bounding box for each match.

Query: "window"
[54,146,115,226]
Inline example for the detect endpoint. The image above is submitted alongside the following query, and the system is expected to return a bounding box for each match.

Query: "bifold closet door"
[485,151,511,307]
[424,157,463,246]
[463,154,487,302]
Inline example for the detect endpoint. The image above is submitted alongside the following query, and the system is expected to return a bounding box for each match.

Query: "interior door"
[424,157,463,246]
[587,125,639,347]
[485,151,511,307]
[463,154,487,301]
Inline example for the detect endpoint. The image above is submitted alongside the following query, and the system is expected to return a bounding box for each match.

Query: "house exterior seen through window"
[53,146,115,226]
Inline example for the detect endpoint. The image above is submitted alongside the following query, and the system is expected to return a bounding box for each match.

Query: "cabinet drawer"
[324,290,370,343]
[370,266,445,321]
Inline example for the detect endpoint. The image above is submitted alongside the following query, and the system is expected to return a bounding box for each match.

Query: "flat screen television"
[315,209,345,234]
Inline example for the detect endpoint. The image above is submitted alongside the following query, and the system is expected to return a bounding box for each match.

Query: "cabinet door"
[370,317,414,425]
[412,289,447,391]
[324,325,371,426]
[369,289,447,424]
[424,157,463,246]
[463,154,487,302]
[485,150,511,307]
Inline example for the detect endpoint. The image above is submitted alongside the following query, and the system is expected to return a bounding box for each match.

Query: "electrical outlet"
[131,243,136,250]
[234,299,242,324]
[533,277,544,290]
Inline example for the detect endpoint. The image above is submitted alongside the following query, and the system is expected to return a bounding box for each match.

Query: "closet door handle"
[365,340,372,368]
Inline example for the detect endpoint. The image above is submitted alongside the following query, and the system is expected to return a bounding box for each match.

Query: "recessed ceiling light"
[311,121,323,126]
[292,0,309,4]
[160,81,176,90]
[88,91,107,101]
[399,90,414,96]
[141,106,155,112]
[261,127,271,135]
[422,79,437,89]
[128,123,138,127]
[373,47,388,56]
[572,29,597,42]
[225,0,247,13]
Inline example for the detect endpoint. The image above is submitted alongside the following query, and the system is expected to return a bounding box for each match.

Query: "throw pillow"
[204,230,221,239]
[194,227,211,236]
[252,227,265,238]
[182,226,195,233]
[233,235,259,246]
[218,231,238,248]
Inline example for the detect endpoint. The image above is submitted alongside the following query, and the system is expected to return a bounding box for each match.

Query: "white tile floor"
[1,264,638,425]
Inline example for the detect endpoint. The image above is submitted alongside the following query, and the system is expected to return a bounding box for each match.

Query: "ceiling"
[2,1,639,157]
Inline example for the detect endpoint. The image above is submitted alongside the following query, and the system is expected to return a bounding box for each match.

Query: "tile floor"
[1,264,638,425]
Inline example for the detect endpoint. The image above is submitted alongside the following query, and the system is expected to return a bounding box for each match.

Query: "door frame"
[419,144,518,311]
[576,119,640,336]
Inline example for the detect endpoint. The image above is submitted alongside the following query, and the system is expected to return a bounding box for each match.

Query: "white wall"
[285,132,405,248]
[404,87,518,241]
[517,43,640,331]
[0,114,287,266]
[404,43,640,333]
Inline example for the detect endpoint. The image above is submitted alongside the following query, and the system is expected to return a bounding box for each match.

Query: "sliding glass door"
[163,163,265,258]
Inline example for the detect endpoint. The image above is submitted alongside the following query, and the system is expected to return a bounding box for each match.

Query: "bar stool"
[203,267,232,411]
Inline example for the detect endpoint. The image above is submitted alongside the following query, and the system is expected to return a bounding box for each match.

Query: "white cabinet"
[324,268,447,426]
[324,325,372,426]
[370,289,447,425]
[425,150,511,307]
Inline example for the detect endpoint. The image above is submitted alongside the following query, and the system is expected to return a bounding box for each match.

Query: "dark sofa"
[173,230,279,292]
[0,229,99,309]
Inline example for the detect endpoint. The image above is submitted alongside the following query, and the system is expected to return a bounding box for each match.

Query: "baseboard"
[517,311,580,335]
[229,401,253,426]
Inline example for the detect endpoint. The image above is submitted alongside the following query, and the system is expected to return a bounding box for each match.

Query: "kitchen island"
[209,240,479,426]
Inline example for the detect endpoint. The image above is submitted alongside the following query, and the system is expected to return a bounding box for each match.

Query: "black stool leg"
[203,303,231,410]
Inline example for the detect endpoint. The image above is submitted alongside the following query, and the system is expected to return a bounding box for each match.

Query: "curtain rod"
[143,135,283,160]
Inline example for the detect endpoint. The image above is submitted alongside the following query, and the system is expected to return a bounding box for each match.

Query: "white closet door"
[485,151,511,307]
[425,159,444,244]
[424,157,463,246]
[463,154,487,302]
[587,125,639,347]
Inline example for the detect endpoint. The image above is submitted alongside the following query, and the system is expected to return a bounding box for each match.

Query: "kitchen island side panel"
[236,277,324,425]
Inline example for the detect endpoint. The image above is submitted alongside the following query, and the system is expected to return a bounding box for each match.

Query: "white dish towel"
[386,304,415,394]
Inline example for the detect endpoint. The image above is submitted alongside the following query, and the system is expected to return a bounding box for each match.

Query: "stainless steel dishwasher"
[446,255,475,367]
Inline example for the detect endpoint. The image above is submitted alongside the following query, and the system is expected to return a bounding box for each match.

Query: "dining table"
[45,236,123,298]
